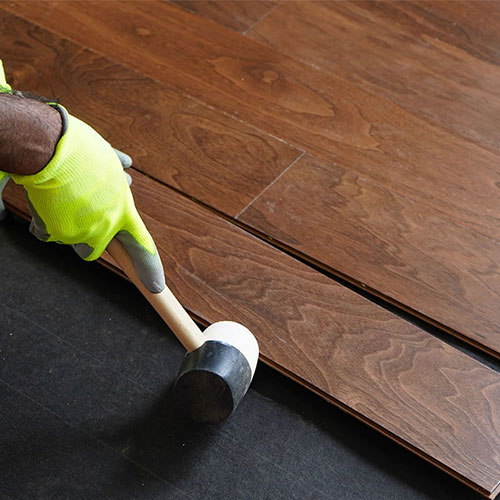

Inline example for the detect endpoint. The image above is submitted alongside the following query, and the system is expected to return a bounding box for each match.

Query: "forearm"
[0,93,62,175]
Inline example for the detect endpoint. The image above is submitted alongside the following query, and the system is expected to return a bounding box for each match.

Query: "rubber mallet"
[107,238,259,423]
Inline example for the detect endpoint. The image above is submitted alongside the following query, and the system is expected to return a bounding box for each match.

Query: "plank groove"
[238,154,500,356]
[4,173,500,498]
[247,0,500,150]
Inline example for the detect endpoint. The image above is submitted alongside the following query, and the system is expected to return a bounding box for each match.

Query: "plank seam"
[235,150,305,218]
[242,0,283,35]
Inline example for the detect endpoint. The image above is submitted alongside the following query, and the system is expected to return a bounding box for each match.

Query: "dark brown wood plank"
[247,0,500,151]
[5,1,500,244]
[238,154,500,356]
[4,175,500,498]
[172,0,278,32]
[0,10,300,217]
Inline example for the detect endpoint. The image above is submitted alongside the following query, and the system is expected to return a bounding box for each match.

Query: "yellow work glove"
[9,104,165,293]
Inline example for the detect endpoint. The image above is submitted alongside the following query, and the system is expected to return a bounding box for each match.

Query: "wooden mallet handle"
[107,238,205,352]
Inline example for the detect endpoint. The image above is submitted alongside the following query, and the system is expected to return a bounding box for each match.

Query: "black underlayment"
[0,215,482,500]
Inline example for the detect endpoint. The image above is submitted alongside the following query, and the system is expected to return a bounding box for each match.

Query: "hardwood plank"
[0,10,300,217]
[4,175,500,498]
[5,1,500,245]
[247,0,500,151]
[172,0,278,32]
[239,154,500,357]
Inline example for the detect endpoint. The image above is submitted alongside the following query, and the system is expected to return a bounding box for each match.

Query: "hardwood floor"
[5,0,500,358]
[2,2,500,496]
[5,2,499,228]
[4,173,500,498]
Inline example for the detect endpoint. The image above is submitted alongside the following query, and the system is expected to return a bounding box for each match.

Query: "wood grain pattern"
[247,0,500,151]
[0,10,300,217]
[4,174,500,498]
[405,1,500,57]
[172,0,278,32]
[5,1,500,244]
[239,154,500,356]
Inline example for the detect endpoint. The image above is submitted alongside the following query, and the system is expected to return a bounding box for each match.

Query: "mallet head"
[173,321,259,423]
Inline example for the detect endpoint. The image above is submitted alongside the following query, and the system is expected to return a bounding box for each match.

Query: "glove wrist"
[10,104,69,187]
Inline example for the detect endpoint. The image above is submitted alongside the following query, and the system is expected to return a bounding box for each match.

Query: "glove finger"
[115,228,165,294]
[113,148,133,186]
[29,217,50,241]
[113,148,133,169]
[0,173,9,221]
[124,171,132,187]
[73,243,94,259]
[25,193,50,241]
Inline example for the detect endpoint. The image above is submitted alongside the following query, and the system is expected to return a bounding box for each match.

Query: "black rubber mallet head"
[174,321,258,423]
[107,239,259,423]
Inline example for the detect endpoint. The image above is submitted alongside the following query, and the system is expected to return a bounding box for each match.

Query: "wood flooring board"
[247,0,500,151]
[4,175,500,498]
[238,154,500,357]
[0,10,300,217]
[172,0,279,32]
[5,1,500,246]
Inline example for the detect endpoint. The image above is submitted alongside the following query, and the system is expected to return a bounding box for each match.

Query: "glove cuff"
[9,105,107,189]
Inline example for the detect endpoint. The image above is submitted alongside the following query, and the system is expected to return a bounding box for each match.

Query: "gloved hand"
[8,104,166,294]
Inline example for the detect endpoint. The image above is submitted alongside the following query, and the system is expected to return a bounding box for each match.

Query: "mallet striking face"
[107,238,259,423]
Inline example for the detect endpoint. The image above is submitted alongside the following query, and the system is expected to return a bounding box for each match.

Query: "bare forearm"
[0,93,62,175]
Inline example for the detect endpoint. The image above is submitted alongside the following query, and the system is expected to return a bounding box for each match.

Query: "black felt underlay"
[0,216,481,499]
